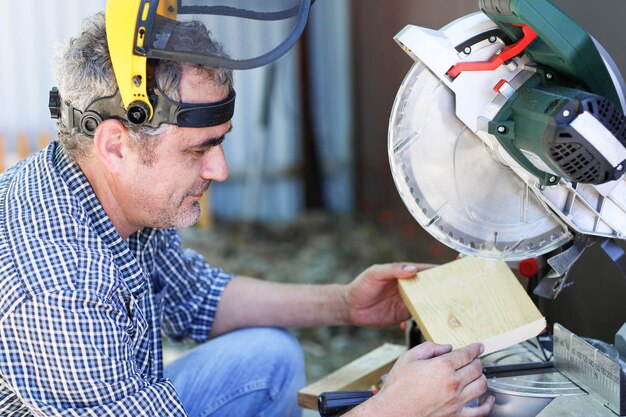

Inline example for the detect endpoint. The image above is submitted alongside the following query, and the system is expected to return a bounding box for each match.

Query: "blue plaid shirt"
[0,142,233,416]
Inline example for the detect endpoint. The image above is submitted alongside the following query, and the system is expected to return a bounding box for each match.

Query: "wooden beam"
[298,343,405,410]
[17,132,30,160]
[38,131,51,151]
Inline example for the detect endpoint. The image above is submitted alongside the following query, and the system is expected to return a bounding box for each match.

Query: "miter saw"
[318,2,626,413]
[388,0,626,301]
[385,1,626,416]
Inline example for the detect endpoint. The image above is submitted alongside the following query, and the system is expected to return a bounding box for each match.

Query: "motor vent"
[550,142,602,183]
[584,97,626,144]
[548,96,626,184]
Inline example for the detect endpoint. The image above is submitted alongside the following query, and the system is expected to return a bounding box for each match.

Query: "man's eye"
[189,137,226,156]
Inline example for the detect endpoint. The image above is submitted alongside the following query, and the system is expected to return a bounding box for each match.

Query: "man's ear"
[92,119,128,173]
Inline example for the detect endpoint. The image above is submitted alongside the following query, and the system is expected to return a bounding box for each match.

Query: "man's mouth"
[186,181,212,200]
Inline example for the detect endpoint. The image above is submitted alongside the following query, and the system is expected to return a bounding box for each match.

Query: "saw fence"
[0,132,213,229]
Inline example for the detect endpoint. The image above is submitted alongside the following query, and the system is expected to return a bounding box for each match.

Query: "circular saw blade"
[388,59,571,260]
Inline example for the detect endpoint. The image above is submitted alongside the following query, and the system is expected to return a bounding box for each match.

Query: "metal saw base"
[537,395,616,416]
[482,324,626,416]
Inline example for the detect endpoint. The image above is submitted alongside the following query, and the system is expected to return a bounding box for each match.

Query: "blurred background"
[2,0,626,382]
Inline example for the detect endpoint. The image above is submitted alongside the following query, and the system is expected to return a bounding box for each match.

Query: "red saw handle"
[447,24,537,79]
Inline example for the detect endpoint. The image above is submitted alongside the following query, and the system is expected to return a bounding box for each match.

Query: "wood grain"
[398,257,545,355]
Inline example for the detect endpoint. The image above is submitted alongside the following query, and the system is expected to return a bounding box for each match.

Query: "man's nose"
[200,145,229,182]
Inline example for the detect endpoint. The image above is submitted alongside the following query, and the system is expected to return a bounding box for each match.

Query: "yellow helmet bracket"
[106,0,178,125]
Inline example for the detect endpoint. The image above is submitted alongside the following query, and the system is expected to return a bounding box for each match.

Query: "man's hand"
[348,342,495,417]
[343,263,434,327]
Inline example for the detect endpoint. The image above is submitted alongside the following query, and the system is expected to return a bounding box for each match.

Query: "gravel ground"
[165,211,449,382]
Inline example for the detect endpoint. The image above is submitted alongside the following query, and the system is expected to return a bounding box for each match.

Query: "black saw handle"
[318,390,376,417]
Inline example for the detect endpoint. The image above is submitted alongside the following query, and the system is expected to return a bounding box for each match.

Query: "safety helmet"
[50,0,314,135]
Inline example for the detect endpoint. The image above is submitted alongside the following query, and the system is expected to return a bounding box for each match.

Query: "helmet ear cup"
[80,111,103,136]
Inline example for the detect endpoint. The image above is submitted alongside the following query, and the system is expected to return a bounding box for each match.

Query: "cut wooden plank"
[398,256,545,356]
[298,343,406,410]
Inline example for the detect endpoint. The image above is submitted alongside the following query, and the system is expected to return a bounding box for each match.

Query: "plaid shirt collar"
[52,144,148,298]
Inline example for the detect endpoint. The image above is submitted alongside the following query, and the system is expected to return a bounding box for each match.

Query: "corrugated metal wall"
[350,0,479,251]
[0,1,106,162]
[211,51,304,222]
[307,0,354,213]
[213,0,356,220]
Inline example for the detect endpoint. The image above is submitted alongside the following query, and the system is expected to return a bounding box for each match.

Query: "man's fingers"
[429,343,454,358]
[395,262,436,277]
[406,341,453,360]
[445,343,484,370]
[459,374,489,405]
[455,358,484,390]
[459,395,495,417]
[368,262,437,281]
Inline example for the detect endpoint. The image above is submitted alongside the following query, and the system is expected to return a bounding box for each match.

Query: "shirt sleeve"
[0,290,188,416]
[155,230,234,342]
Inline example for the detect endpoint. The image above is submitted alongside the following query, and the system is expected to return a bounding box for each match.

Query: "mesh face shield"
[139,0,313,69]
[50,0,314,134]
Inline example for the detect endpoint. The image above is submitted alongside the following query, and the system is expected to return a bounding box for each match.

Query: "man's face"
[120,68,232,230]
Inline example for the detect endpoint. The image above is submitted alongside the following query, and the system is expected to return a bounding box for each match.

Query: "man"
[0,12,494,417]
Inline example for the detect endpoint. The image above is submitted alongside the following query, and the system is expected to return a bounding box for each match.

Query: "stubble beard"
[154,181,212,229]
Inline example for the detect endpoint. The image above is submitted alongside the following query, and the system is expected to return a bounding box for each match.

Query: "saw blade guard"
[388,16,571,260]
[388,45,571,261]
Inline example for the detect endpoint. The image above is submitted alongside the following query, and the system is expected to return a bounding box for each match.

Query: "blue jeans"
[164,327,306,417]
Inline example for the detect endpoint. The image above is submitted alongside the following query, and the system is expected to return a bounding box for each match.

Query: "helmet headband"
[50,86,236,136]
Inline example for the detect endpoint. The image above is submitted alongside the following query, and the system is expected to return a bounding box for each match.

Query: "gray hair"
[53,12,233,161]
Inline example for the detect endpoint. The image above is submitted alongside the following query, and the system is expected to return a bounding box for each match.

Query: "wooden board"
[297,343,406,410]
[398,257,545,356]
